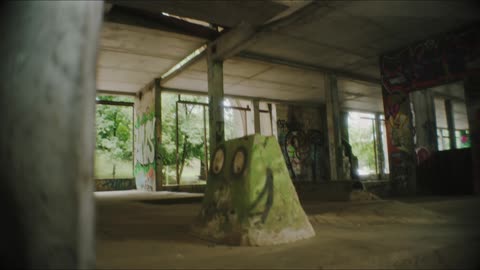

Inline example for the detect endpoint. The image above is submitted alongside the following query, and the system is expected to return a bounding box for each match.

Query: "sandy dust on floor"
[96,192,480,269]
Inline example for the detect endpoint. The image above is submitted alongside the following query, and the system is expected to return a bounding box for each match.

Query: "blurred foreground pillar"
[465,75,480,194]
[0,1,103,268]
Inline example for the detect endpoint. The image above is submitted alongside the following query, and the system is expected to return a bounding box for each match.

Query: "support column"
[0,1,102,268]
[154,79,163,190]
[375,113,386,178]
[445,99,457,149]
[411,89,438,152]
[325,74,343,181]
[253,99,261,134]
[464,76,480,194]
[382,88,416,195]
[207,46,225,161]
[341,111,349,143]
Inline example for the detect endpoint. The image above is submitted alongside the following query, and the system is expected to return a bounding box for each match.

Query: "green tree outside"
[348,112,376,176]
[95,95,134,179]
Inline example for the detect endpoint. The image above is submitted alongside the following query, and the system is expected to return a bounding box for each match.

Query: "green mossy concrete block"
[191,134,315,246]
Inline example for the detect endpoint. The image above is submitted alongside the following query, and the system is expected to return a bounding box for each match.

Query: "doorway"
[347,111,389,179]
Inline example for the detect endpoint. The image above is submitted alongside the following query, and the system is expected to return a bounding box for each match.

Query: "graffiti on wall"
[134,111,155,191]
[248,168,274,224]
[382,83,416,193]
[381,24,480,93]
[380,24,480,195]
[95,178,136,191]
[277,118,326,182]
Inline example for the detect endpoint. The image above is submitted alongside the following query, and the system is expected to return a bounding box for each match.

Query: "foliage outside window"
[348,112,377,176]
[160,93,209,185]
[160,93,253,186]
[95,95,134,179]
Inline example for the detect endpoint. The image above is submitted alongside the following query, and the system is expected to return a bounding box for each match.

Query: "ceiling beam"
[209,1,323,62]
[209,22,257,61]
[159,2,323,87]
[104,5,221,41]
[160,44,207,85]
[96,89,137,96]
[160,86,324,107]
[238,51,381,85]
[158,1,380,89]
[158,21,258,86]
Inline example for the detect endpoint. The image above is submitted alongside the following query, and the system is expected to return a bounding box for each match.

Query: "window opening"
[94,95,134,180]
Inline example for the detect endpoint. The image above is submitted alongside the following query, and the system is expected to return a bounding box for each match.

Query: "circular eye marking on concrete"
[212,147,225,175]
[232,147,247,176]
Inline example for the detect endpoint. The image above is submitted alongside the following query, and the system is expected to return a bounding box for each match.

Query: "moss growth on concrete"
[192,134,315,246]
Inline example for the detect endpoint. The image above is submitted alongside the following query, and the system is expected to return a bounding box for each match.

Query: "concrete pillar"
[154,79,163,190]
[411,89,438,152]
[253,99,261,134]
[375,113,386,178]
[464,76,480,194]
[382,88,416,195]
[207,46,225,160]
[0,1,102,268]
[341,111,349,143]
[325,74,343,181]
[445,99,457,149]
[134,84,156,191]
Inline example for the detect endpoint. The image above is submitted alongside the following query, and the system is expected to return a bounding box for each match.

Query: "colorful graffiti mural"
[277,118,327,182]
[381,24,480,195]
[134,111,155,191]
[381,24,480,93]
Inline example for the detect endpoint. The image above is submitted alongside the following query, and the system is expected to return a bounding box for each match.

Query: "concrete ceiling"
[244,1,479,80]
[164,56,326,103]
[97,22,205,93]
[109,0,289,28]
[97,1,478,113]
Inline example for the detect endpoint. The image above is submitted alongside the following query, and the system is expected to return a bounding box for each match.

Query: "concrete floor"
[95,191,480,269]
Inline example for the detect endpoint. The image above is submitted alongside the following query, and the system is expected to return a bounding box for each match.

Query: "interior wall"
[134,85,156,191]
[276,104,329,182]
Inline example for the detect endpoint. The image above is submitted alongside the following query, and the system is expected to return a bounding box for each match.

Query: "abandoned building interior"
[1,1,480,269]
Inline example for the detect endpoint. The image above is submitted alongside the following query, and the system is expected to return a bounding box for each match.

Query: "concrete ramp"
[192,134,315,246]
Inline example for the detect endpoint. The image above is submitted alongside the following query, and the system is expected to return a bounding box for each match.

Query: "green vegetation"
[94,151,133,179]
[95,95,134,179]
[94,93,246,184]
[348,112,376,175]
[161,93,209,185]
